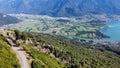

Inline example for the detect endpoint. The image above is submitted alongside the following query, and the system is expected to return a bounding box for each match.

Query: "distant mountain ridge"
[0,0,120,17]
[0,13,20,26]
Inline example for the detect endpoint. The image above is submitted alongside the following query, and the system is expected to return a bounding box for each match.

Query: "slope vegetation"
[11,30,120,68]
[0,35,20,68]
[0,30,120,68]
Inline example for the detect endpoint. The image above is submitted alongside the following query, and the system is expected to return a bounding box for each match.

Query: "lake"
[101,21,120,42]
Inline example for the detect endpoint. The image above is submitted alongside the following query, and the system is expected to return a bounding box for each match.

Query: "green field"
[2,14,107,39]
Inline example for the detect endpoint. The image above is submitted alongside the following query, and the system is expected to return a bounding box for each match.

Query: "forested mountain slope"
[0,0,120,16]
[1,30,119,68]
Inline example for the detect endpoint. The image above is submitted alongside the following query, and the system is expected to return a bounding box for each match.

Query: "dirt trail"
[7,39,29,68]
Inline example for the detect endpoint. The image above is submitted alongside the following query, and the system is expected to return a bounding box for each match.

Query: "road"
[7,39,29,68]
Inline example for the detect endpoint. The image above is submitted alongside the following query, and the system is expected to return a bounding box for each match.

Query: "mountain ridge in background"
[0,13,20,26]
[0,0,120,17]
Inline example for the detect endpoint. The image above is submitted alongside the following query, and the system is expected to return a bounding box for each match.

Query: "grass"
[0,36,20,68]
[25,46,65,68]
[27,33,120,68]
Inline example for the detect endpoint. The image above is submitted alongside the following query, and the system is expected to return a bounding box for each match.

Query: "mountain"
[0,31,20,68]
[0,30,120,68]
[0,13,20,26]
[0,0,120,16]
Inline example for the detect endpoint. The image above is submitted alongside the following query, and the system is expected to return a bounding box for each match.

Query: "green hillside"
[12,30,120,68]
[0,30,120,68]
[0,35,20,68]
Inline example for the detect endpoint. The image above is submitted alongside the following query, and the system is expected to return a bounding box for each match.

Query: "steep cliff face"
[0,0,120,16]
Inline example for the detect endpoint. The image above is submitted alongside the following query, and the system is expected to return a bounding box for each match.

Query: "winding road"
[7,39,29,68]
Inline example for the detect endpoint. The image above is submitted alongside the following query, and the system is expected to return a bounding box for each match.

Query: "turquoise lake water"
[101,21,120,42]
